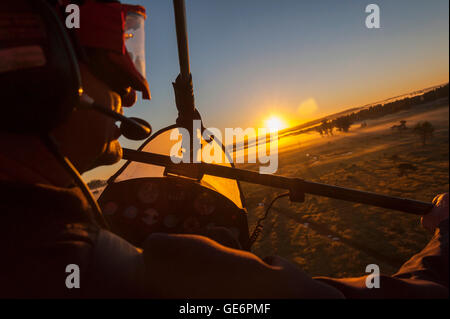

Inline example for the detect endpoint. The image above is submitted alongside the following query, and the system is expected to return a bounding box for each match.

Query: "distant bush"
[413,121,435,145]
[316,119,334,136]
[389,154,400,163]
[87,179,107,190]
[397,163,418,177]
[391,120,408,131]
[333,117,353,132]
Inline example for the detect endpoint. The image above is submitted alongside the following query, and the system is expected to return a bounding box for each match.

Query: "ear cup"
[0,0,81,134]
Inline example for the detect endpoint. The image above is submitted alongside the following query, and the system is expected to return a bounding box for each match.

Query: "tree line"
[314,83,448,136]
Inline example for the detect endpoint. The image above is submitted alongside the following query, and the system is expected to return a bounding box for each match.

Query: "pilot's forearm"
[141,233,343,298]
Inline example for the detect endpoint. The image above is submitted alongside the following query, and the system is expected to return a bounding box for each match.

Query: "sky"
[83,0,449,181]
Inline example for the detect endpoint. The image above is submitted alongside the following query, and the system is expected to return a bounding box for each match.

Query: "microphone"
[79,94,152,140]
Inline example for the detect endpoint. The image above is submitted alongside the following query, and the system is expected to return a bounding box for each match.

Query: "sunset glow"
[265,116,287,132]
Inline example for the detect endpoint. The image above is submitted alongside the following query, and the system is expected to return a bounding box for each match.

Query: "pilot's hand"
[421,193,449,232]
[263,255,345,299]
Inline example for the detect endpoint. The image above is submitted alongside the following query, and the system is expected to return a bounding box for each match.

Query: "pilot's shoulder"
[86,229,146,297]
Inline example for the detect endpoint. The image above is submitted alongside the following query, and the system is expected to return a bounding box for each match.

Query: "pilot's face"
[52,63,124,173]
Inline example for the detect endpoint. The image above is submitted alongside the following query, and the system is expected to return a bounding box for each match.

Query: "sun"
[264,115,286,132]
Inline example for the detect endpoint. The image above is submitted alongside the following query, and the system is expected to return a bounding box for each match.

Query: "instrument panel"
[98,177,250,249]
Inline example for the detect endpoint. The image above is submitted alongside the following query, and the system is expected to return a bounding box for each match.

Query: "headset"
[0,0,152,228]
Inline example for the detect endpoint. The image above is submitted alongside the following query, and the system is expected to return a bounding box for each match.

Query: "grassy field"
[238,99,449,278]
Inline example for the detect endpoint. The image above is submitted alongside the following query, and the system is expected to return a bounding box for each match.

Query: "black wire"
[42,134,110,230]
[249,192,290,247]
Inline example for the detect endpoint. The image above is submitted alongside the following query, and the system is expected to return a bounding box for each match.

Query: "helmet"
[0,0,150,134]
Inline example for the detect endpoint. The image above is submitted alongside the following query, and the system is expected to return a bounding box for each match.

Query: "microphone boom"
[79,94,152,140]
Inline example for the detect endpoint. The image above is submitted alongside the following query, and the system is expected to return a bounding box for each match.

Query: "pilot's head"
[0,0,150,174]
[54,0,151,173]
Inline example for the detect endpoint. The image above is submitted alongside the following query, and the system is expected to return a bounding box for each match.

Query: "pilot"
[0,0,447,298]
